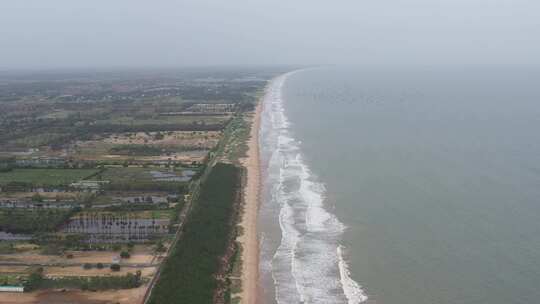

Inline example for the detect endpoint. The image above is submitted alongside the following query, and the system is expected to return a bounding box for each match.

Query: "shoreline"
[236,96,263,304]
[255,71,369,304]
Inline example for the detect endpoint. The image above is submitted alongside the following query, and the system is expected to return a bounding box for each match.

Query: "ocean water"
[258,66,540,304]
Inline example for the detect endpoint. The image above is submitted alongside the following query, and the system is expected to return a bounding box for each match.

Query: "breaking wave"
[260,72,368,304]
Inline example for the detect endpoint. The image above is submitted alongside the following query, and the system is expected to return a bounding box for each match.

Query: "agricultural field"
[103,130,221,150]
[101,167,195,183]
[96,114,231,126]
[0,273,26,286]
[0,191,78,200]
[72,130,219,164]
[0,67,275,302]
[0,169,98,187]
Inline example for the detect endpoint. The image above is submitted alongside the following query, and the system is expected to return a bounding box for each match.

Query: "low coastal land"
[0,69,282,304]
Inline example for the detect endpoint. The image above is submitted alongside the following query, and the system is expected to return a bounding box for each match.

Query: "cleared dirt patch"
[44,266,156,278]
[0,285,148,304]
[63,250,155,265]
[0,246,156,266]
[0,265,28,273]
[103,131,221,149]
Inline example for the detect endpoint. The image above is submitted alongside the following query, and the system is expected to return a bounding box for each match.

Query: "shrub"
[155,241,166,253]
[25,267,44,291]
[0,208,77,234]
[37,272,142,290]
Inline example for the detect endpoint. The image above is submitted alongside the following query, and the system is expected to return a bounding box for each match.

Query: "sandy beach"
[236,99,263,304]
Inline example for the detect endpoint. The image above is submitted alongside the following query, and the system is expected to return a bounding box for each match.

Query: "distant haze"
[1,0,539,69]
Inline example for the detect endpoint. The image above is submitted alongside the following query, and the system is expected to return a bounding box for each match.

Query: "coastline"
[236,96,263,304]
[257,71,369,304]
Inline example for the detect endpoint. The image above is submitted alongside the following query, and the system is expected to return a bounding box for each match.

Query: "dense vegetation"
[0,168,98,187]
[25,267,143,291]
[105,180,187,193]
[0,208,78,234]
[109,144,165,156]
[148,163,240,304]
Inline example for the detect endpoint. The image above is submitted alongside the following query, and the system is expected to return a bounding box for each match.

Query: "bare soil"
[44,266,156,278]
[0,284,148,304]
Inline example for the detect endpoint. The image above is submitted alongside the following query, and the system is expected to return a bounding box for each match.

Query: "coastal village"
[0,69,278,304]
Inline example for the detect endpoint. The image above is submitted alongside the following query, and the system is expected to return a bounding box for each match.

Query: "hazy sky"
[1,0,539,69]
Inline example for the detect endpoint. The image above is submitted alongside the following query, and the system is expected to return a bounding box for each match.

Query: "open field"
[11,133,71,148]
[0,242,39,255]
[44,266,156,278]
[88,191,173,209]
[0,265,155,281]
[0,265,28,273]
[95,167,191,193]
[73,139,210,163]
[0,247,157,265]
[72,130,219,164]
[96,114,231,126]
[0,285,148,304]
[100,167,192,183]
[0,192,79,200]
[127,151,208,163]
[103,130,221,149]
[0,169,98,186]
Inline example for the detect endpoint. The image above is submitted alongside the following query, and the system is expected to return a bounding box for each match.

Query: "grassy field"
[146,209,173,219]
[96,115,230,126]
[101,167,187,183]
[101,167,152,182]
[0,273,26,286]
[0,168,98,186]
[74,140,114,158]
[12,133,70,148]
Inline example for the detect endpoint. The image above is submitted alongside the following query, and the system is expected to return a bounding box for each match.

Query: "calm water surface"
[277,66,540,304]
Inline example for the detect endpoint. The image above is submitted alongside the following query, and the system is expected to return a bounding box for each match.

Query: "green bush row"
[148,163,240,304]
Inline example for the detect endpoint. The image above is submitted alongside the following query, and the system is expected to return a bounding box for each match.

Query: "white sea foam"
[260,72,368,304]
[338,245,369,304]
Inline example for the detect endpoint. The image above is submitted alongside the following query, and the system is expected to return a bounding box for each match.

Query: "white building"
[0,286,24,293]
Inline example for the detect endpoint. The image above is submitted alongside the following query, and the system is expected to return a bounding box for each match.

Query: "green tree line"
[148,163,240,304]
